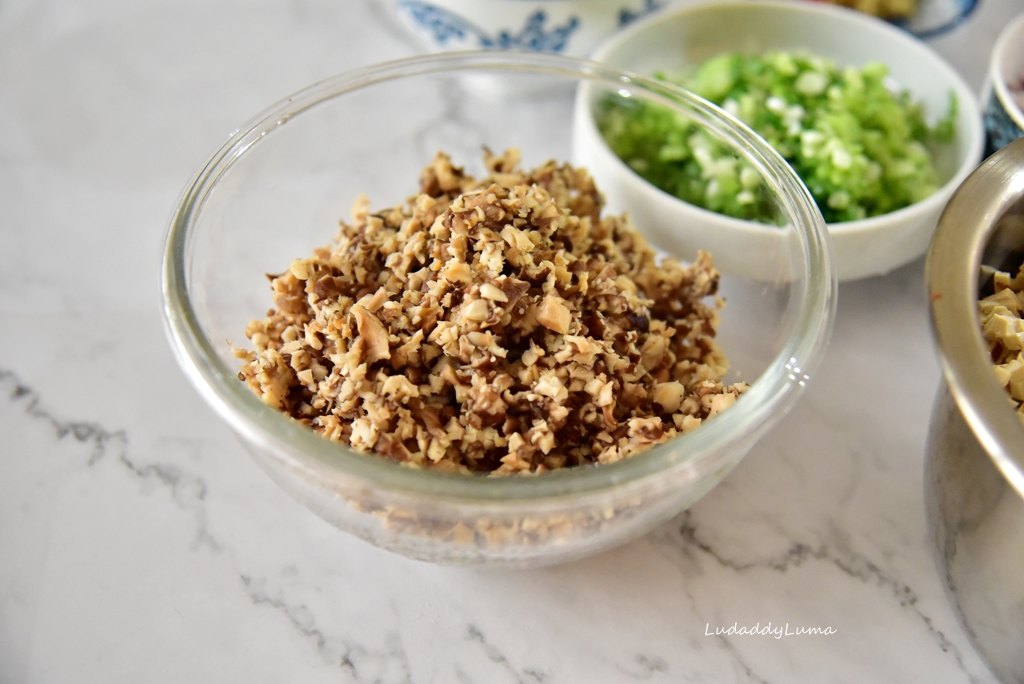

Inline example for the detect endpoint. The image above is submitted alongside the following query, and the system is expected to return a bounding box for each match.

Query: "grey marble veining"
[1,0,1020,682]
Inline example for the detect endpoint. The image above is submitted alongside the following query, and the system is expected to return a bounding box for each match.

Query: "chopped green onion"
[596,51,957,224]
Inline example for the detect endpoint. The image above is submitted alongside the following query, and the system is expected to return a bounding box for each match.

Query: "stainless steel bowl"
[926,137,1024,684]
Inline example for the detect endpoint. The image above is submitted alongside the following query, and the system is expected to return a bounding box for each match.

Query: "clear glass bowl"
[161,51,835,567]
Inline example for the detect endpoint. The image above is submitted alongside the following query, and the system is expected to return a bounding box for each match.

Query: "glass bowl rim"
[161,50,835,502]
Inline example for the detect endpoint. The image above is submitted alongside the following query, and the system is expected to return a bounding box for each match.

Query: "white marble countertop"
[1,1,1021,682]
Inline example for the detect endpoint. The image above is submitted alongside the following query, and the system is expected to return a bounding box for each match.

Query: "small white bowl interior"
[573,0,983,281]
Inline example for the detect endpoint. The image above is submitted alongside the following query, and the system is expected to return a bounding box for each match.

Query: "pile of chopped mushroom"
[980,263,1024,423]
[235,149,748,474]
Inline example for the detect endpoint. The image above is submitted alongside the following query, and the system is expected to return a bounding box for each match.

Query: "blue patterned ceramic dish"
[386,0,666,58]
[891,0,978,40]
[983,11,1024,157]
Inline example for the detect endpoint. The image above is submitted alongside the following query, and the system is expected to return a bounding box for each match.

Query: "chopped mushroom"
[980,263,1024,424]
[234,150,748,474]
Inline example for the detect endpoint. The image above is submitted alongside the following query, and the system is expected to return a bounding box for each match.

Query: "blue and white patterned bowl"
[891,0,978,40]
[983,11,1024,157]
[384,0,667,58]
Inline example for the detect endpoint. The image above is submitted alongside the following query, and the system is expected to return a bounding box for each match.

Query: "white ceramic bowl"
[573,0,984,282]
[383,0,666,58]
